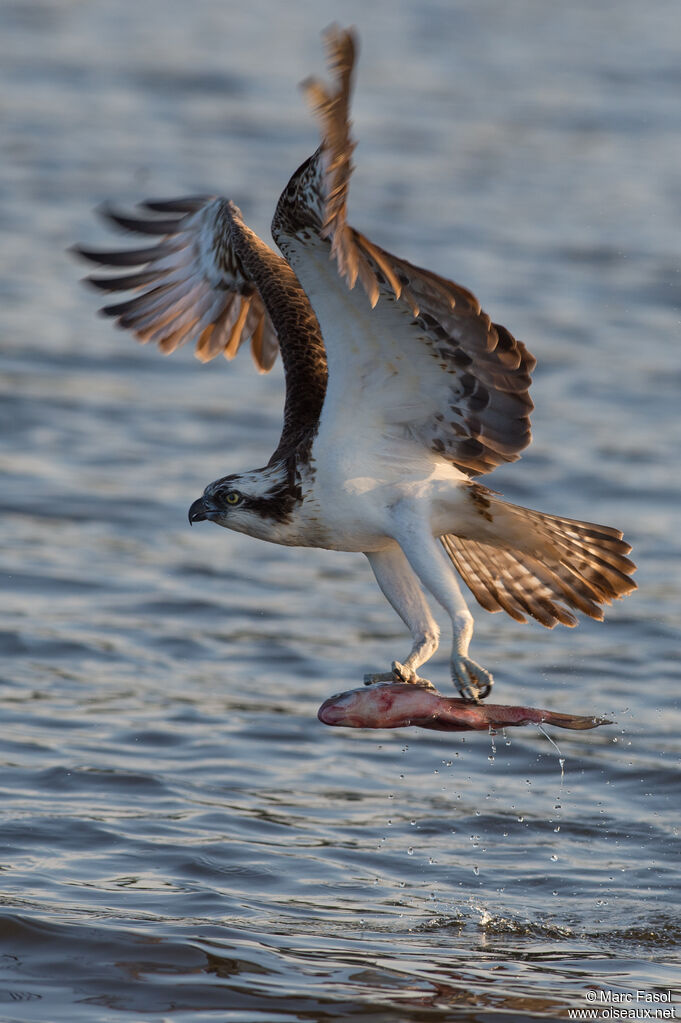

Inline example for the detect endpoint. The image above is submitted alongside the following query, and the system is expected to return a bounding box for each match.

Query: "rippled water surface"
[2,1,680,1019]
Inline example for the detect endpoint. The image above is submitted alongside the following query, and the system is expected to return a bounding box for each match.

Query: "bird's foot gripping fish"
[318,682,610,732]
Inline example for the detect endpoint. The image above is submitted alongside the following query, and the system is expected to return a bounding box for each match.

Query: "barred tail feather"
[441,500,636,628]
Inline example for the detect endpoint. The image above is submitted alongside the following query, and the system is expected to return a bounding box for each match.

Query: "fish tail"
[540,710,613,730]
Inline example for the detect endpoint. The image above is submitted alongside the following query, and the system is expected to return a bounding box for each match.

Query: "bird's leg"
[449,608,494,702]
[391,510,494,703]
[363,548,440,690]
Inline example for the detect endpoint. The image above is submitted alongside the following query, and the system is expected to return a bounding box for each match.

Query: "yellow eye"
[225,491,241,505]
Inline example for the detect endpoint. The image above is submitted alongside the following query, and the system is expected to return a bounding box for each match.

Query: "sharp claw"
[392,661,436,690]
[452,656,494,703]
[363,671,395,686]
[364,665,436,690]
[391,660,412,683]
[476,679,493,700]
[415,679,438,691]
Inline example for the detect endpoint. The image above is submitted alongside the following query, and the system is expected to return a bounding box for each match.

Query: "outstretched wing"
[74,197,280,371]
[75,197,329,454]
[273,25,535,477]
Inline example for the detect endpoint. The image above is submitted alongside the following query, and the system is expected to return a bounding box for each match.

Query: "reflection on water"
[1,0,680,1019]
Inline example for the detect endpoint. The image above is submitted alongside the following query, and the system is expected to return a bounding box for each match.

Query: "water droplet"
[407,847,414,856]
[473,866,479,876]
[550,854,558,862]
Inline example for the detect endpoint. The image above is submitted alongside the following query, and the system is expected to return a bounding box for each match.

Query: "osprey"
[75,27,636,701]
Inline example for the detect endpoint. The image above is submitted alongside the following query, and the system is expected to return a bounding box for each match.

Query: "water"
[1,1,680,1019]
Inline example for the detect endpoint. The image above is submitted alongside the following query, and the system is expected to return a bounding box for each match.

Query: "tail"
[441,492,636,628]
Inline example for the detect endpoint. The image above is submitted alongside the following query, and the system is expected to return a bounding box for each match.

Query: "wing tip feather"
[75,194,284,372]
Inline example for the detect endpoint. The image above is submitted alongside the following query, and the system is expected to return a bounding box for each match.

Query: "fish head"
[317,683,435,729]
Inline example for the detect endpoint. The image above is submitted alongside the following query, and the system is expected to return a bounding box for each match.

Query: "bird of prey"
[75,27,636,701]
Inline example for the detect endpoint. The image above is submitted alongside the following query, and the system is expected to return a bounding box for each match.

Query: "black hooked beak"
[188,496,209,525]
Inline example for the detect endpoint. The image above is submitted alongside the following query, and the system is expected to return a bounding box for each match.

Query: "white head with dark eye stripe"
[188,462,301,541]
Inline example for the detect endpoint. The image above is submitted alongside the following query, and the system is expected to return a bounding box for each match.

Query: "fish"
[317,683,611,732]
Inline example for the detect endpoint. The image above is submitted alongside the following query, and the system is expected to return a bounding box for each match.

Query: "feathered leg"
[363,547,440,689]
[391,508,494,702]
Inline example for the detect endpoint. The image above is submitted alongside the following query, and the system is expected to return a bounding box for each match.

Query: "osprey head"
[188,463,300,540]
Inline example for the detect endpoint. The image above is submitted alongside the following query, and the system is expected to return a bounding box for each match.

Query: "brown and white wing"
[274,25,534,476]
[74,197,280,372]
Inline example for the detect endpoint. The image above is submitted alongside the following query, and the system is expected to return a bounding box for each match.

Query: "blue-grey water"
[1,1,680,1019]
